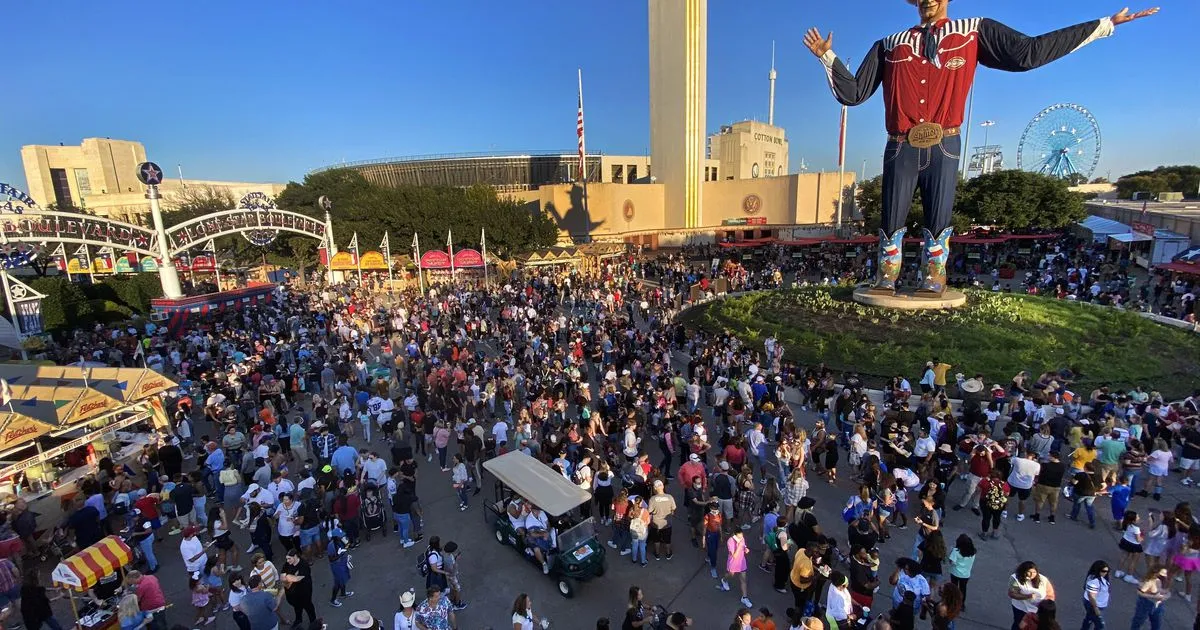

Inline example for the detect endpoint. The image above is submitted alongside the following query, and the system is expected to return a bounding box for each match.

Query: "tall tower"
[768,41,777,126]
[648,0,707,230]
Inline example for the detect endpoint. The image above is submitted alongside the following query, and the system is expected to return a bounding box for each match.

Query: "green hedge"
[9,275,165,334]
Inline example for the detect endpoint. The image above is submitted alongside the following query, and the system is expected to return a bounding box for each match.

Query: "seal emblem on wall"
[742,194,762,215]
[622,199,635,221]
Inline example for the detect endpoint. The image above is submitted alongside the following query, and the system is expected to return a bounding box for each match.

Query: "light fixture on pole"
[979,120,996,174]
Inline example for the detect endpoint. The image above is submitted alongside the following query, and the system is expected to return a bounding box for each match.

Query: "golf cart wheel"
[556,577,575,598]
[494,529,504,544]
[595,561,606,577]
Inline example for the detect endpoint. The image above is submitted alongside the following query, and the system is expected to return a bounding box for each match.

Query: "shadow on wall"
[539,184,605,244]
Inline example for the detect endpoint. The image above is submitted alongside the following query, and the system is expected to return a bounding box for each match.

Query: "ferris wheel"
[1016,103,1102,180]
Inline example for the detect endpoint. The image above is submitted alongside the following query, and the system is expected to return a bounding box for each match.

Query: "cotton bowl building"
[312,143,853,248]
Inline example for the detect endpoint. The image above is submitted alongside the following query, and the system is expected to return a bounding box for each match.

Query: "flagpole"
[447,230,456,283]
[382,232,394,294]
[413,232,426,295]
[481,228,489,288]
[352,232,362,285]
[578,68,590,243]
[85,244,94,283]
[58,245,72,282]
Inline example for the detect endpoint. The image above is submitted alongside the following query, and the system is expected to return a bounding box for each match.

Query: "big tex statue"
[805,1,1157,297]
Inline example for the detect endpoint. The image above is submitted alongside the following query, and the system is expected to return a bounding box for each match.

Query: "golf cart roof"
[483,451,591,516]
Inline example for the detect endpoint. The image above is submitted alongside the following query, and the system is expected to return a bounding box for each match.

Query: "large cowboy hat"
[960,378,984,394]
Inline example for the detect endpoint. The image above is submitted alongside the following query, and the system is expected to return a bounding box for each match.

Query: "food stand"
[51,536,133,630]
[0,365,176,499]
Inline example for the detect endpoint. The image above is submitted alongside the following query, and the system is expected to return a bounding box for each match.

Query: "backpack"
[984,481,1008,511]
[417,548,435,578]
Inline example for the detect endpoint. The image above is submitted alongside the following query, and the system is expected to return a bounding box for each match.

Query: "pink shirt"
[726,535,748,573]
[434,427,452,449]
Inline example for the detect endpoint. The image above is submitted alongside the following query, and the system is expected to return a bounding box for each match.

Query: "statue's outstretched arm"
[977,16,1114,73]
[818,40,884,107]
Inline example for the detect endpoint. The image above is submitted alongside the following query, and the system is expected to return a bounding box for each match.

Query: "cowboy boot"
[916,227,953,297]
[867,228,906,295]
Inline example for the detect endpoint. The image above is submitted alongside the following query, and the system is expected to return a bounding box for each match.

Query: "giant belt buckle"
[906,122,944,149]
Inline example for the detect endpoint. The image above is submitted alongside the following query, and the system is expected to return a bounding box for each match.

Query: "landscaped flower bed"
[684,287,1200,398]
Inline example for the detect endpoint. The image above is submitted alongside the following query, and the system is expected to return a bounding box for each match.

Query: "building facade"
[708,120,789,181]
[21,138,285,222]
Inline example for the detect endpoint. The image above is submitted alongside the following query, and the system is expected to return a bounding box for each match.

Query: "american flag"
[577,69,587,182]
[1140,200,1148,220]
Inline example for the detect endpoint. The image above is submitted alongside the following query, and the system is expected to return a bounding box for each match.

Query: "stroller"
[360,485,387,541]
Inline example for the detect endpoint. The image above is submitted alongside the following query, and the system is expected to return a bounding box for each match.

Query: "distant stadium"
[309,152,608,193]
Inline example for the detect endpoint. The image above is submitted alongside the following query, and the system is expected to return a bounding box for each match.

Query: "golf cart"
[482,451,606,598]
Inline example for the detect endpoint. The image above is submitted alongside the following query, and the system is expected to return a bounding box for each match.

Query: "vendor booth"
[1077,215,1134,244]
[52,536,134,630]
[0,365,175,499]
[1109,228,1190,269]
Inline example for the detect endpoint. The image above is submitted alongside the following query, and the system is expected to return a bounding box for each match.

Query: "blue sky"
[1,1,1193,190]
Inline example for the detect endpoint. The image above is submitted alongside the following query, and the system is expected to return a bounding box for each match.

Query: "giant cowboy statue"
[804,2,1158,298]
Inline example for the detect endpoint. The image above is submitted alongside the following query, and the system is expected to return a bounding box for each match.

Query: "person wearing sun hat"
[803,0,1158,297]
[395,590,418,630]
[348,610,381,630]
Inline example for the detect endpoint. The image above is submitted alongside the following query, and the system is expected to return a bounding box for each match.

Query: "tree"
[274,169,558,257]
[161,186,237,226]
[954,170,1086,230]
[853,175,972,234]
[1066,173,1088,186]
[1115,165,1200,199]
[1089,176,1110,184]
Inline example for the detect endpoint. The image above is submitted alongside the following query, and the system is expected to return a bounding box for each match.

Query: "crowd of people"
[0,241,1196,630]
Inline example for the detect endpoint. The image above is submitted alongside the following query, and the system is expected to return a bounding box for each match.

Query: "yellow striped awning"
[51,536,133,591]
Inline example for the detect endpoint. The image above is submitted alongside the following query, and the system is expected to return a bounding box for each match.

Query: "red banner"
[191,254,216,272]
[1132,221,1155,236]
[172,257,191,271]
[419,250,452,269]
[453,248,485,268]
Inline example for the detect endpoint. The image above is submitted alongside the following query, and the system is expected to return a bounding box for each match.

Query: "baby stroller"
[360,484,387,541]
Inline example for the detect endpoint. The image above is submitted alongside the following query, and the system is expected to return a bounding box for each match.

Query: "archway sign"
[164,194,327,257]
[3,182,160,268]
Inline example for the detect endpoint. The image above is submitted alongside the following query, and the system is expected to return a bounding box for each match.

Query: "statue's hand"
[1111,6,1159,25]
[803,28,833,58]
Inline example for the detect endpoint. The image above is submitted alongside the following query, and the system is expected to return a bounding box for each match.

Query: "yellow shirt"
[932,363,952,387]
[1071,447,1097,471]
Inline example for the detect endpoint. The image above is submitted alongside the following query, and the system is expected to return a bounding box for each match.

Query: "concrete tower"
[768,41,777,126]
[648,0,707,229]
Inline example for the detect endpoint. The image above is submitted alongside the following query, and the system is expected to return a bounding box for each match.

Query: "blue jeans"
[1070,495,1096,526]
[139,535,158,571]
[437,447,448,469]
[456,486,469,506]
[396,513,413,542]
[610,524,630,551]
[880,135,961,234]
[1129,596,1163,630]
[1080,600,1105,630]
[704,531,720,570]
[631,538,647,564]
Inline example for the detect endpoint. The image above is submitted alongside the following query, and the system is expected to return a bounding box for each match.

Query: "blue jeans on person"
[139,535,158,572]
[1129,595,1163,630]
[456,485,469,507]
[631,538,648,564]
[1070,495,1097,526]
[1080,600,1105,630]
[437,447,448,469]
[396,513,413,542]
[610,524,631,551]
[704,531,720,570]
